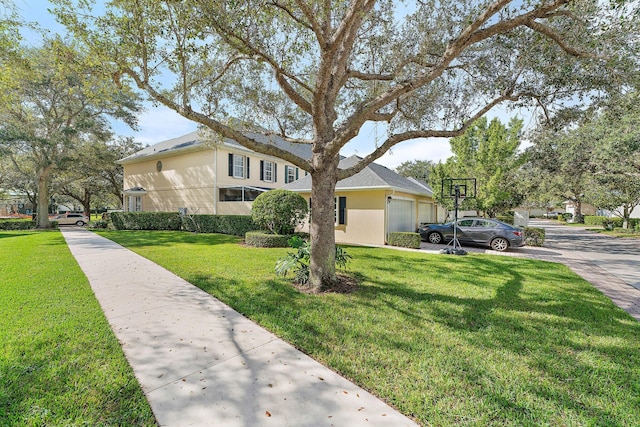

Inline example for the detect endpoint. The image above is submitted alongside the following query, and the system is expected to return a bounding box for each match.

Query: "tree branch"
[120,68,313,172]
[337,90,518,180]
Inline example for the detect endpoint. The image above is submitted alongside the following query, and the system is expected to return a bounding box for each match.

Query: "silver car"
[54,212,90,226]
[419,218,525,251]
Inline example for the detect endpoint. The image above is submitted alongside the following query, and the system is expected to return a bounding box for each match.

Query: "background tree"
[526,91,640,225]
[55,0,639,290]
[525,125,594,223]
[57,137,144,215]
[583,92,640,227]
[0,38,141,228]
[395,160,435,183]
[431,117,525,217]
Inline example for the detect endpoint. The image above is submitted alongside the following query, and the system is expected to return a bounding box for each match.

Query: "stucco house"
[119,130,312,215]
[283,155,444,246]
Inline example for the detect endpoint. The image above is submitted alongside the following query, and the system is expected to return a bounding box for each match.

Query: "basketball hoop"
[440,178,477,255]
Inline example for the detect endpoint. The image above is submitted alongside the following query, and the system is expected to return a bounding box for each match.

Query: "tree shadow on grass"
[348,252,640,424]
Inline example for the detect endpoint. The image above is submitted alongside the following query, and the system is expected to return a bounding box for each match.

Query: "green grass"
[0,231,156,426]
[586,228,640,238]
[95,230,640,426]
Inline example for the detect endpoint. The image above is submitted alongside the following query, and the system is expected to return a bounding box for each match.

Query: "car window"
[457,219,474,227]
[475,220,495,228]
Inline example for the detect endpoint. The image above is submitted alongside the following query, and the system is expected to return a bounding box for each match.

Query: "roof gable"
[283,155,433,196]
[119,130,312,164]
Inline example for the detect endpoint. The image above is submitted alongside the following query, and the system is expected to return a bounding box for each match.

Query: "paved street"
[537,220,640,291]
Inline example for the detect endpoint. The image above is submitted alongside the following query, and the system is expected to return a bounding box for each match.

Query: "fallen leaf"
[318,377,324,381]
[342,391,348,394]
[268,384,273,388]
[265,411,271,417]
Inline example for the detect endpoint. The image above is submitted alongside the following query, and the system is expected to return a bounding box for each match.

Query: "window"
[219,186,267,202]
[334,196,346,225]
[128,196,142,212]
[284,165,299,183]
[260,160,276,182]
[228,153,250,179]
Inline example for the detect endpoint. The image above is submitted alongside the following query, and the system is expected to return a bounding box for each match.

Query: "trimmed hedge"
[388,232,421,249]
[182,214,257,236]
[245,231,291,248]
[524,227,545,247]
[0,219,36,230]
[110,212,182,230]
[584,216,640,230]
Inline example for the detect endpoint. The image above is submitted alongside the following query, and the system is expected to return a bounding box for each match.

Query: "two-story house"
[119,130,311,215]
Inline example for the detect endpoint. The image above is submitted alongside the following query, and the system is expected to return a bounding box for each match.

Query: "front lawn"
[97,230,640,426]
[0,231,156,426]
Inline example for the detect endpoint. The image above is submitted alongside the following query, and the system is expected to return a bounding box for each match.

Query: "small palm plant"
[276,236,351,285]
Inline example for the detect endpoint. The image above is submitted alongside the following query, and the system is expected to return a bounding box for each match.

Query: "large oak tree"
[54,0,639,290]
[0,38,141,228]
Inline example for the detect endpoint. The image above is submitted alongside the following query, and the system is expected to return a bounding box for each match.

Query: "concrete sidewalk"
[61,228,417,427]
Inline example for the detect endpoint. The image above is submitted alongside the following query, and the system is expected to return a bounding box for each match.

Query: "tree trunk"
[308,156,340,292]
[574,198,584,223]
[83,188,92,218]
[35,165,53,229]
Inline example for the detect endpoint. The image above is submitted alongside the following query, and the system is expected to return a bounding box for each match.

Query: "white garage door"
[389,199,415,233]
[418,202,435,224]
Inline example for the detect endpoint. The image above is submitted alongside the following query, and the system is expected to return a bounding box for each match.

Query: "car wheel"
[428,232,443,244]
[490,237,509,252]
[75,220,85,226]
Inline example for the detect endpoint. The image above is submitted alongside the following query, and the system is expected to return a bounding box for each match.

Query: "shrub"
[181,214,256,236]
[524,227,545,247]
[560,213,573,222]
[89,220,110,229]
[0,219,35,230]
[245,231,291,248]
[251,189,308,235]
[275,236,351,285]
[584,215,607,226]
[110,212,182,230]
[388,232,421,249]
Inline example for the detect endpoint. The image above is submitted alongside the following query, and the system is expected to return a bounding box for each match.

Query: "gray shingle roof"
[119,130,312,164]
[283,155,433,196]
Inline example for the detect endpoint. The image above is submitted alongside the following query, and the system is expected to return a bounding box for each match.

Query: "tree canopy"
[0,37,141,227]
[53,0,640,290]
[429,116,524,217]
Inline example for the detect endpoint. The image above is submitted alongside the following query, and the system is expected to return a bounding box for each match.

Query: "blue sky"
[17,1,533,169]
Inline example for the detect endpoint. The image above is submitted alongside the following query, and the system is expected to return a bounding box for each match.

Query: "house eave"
[287,185,432,197]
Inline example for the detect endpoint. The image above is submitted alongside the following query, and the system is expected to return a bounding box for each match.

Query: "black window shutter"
[338,196,347,225]
[274,164,278,182]
[246,157,250,179]
[295,168,299,180]
[260,160,264,181]
[228,153,233,176]
[284,165,289,183]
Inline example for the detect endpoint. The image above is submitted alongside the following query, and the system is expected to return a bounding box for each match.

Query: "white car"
[54,213,90,226]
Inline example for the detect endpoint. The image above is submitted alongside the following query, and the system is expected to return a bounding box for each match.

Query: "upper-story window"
[229,153,250,179]
[260,160,276,182]
[284,165,299,184]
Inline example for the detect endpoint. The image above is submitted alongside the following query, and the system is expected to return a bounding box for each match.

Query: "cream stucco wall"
[296,189,437,246]
[123,145,305,215]
[124,149,216,213]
